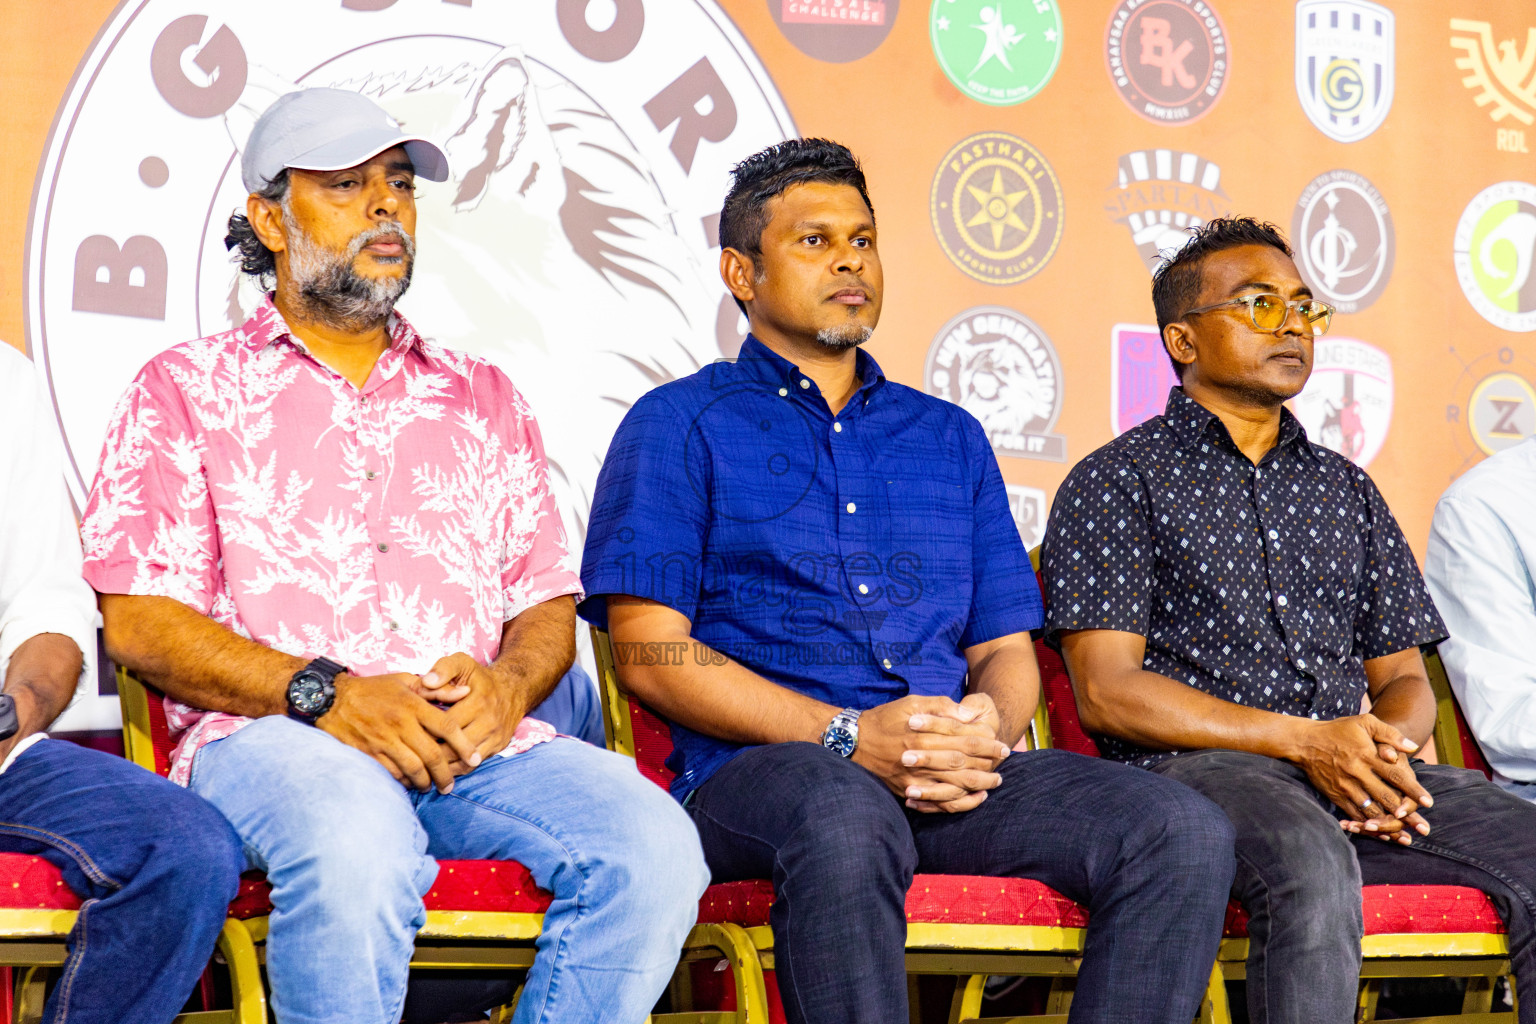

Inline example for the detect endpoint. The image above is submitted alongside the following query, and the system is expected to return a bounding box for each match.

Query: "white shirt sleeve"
[0,343,98,705]
[1425,465,1536,782]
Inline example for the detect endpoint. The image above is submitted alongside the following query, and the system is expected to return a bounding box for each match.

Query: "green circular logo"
[930,0,1063,105]
[1453,181,1536,333]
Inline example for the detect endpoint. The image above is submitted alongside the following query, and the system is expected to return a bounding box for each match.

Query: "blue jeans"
[191,717,709,1024]
[690,743,1236,1024]
[1153,750,1536,1024]
[0,739,242,1024]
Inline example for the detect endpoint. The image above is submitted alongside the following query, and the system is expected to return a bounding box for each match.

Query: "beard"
[816,323,873,350]
[283,208,416,332]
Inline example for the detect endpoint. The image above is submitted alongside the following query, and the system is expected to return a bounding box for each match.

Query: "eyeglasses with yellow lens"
[1180,293,1335,336]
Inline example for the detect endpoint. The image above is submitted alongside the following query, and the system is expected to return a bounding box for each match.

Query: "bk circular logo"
[930,132,1063,286]
[1105,0,1229,125]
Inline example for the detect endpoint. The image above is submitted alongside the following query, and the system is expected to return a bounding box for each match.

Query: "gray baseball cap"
[241,87,450,194]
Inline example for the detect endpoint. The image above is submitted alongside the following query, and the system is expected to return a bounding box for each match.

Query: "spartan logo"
[1290,337,1393,467]
[930,132,1064,285]
[1105,0,1229,125]
[1292,170,1394,314]
[1450,18,1536,126]
[1104,149,1233,271]
[1295,0,1394,143]
[924,307,1066,462]
[1453,181,1536,333]
[1005,484,1048,551]
[27,0,793,541]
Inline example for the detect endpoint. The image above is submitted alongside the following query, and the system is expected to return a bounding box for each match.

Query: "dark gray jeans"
[690,742,1236,1024]
[1153,749,1536,1024]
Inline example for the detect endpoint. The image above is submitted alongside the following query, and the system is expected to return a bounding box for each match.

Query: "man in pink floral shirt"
[82,88,706,1024]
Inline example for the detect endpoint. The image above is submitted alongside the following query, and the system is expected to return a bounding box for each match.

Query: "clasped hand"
[317,653,523,794]
[1293,713,1434,846]
[852,693,1011,814]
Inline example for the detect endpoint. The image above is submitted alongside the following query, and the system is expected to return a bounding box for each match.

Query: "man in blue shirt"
[580,138,1236,1024]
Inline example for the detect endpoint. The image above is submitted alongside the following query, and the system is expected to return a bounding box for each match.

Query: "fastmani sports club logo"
[1295,0,1394,143]
[1289,337,1392,467]
[1111,323,1178,435]
[1446,346,1536,467]
[1450,18,1536,154]
[1292,169,1394,315]
[929,0,1062,106]
[1006,484,1047,551]
[28,0,794,533]
[1453,181,1536,332]
[1104,149,1232,271]
[924,307,1066,462]
[1105,0,1228,125]
[931,132,1064,285]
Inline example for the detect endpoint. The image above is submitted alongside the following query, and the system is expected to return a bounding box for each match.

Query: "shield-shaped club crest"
[1295,0,1395,142]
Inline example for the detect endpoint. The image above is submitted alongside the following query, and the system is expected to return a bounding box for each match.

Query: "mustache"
[348,222,416,262]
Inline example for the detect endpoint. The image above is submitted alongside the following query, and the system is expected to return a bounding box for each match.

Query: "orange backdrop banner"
[2,0,1534,568]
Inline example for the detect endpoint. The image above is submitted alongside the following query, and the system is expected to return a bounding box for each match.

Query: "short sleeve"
[1351,469,1447,660]
[1042,452,1156,638]
[579,391,709,628]
[499,386,583,621]
[80,366,220,614]
[960,414,1041,647]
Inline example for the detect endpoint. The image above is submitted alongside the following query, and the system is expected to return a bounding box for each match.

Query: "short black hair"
[224,170,290,286]
[719,138,874,315]
[1150,217,1294,378]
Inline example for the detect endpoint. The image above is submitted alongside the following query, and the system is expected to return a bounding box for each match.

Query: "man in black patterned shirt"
[1044,217,1536,1024]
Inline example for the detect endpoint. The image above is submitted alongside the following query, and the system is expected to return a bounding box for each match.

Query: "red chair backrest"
[1034,638,1100,757]
[1452,700,1494,780]
[138,681,178,778]
[627,698,678,790]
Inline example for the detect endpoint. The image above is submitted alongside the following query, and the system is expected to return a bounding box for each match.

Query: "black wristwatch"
[285,657,347,724]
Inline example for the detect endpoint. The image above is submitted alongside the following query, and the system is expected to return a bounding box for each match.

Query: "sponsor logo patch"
[1292,169,1394,314]
[1006,484,1048,551]
[1105,0,1228,124]
[1290,337,1393,467]
[1295,0,1394,143]
[1111,323,1179,435]
[1453,181,1536,332]
[1446,346,1536,471]
[1105,148,1232,271]
[924,307,1066,462]
[773,0,897,62]
[929,0,1063,106]
[1450,18,1536,152]
[931,132,1064,285]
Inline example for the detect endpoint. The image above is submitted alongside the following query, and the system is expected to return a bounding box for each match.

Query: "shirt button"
[1277,595,1289,607]
[800,378,811,389]
[834,422,843,433]
[778,387,788,397]
[388,620,399,631]
[365,470,377,480]
[882,658,893,670]
[1267,529,1279,540]
[858,584,869,594]
[846,502,857,514]
[377,542,389,553]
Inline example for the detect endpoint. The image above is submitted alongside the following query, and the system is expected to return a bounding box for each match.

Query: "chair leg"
[12,967,45,1024]
[1198,960,1232,1024]
[218,919,267,1024]
[1045,977,1074,1015]
[947,974,986,1024]
[1356,978,1381,1022]
[688,923,769,1024]
[1463,975,1496,1013]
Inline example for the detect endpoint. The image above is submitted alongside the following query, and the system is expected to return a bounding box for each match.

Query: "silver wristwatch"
[821,707,862,758]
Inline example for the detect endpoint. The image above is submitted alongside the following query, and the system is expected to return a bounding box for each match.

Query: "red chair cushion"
[226,860,554,920]
[697,874,1090,930]
[1223,885,1506,938]
[0,854,81,911]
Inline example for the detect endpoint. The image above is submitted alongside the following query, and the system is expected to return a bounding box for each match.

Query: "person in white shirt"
[0,341,243,1023]
[1426,436,1536,797]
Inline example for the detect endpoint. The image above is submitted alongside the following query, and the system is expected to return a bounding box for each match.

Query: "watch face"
[825,725,857,758]
[289,674,330,715]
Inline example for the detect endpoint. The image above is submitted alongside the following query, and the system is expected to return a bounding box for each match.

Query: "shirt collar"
[238,292,424,360]
[734,334,888,401]
[1161,386,1318,462]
